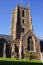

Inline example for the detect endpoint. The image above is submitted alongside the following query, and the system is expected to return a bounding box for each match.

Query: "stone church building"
[0,5,43,60]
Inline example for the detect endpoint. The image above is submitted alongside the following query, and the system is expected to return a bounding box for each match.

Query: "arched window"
[22,28,25,33]
[22,19,24,24]
[6,44,11,58]
[27,36,34,51]
[0,38,6,57]
[22,10,25,17]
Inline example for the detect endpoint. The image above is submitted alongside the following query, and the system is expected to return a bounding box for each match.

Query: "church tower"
[10,0,40,60]
[11,5,33,40]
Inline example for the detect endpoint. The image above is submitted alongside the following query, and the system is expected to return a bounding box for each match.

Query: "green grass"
[0,58,42,65]
[0,57,41,62]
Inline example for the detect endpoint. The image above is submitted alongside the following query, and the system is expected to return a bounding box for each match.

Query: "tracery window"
[27,36,34,51]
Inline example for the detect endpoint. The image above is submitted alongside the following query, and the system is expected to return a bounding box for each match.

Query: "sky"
[0,0,43,39]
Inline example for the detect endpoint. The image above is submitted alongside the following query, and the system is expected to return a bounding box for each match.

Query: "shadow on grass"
[0,61,43,65]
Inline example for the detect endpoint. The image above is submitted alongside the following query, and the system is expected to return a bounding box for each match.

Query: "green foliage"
[25,52,36,60]
[29,53,36,60]
[24,52,29,60]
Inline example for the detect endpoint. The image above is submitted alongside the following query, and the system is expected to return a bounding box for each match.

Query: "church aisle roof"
[0,34,12,40]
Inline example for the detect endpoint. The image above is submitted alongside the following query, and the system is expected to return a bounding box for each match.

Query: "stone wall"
[22,30,41,60]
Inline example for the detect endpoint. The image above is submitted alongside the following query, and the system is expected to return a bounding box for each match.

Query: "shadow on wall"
[40,40,43,52]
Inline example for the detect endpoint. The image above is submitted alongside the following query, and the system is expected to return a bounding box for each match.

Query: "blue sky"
[0,0,43,39]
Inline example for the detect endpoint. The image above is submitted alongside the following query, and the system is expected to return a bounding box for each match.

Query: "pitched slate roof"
[0,34,12,40]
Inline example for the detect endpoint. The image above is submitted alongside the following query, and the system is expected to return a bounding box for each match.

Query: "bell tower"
[11,0,33,40]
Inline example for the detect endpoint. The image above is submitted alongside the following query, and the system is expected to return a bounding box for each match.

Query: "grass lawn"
[0,58,42,65]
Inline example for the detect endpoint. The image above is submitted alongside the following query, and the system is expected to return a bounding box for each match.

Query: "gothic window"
[22,10,25,17]
[22,19,26,25]
[0,38,6,57]
[22,19,24,24]
[6,44,11,58]
[22,28,25,32]
[27,36,34,51]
